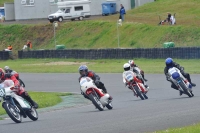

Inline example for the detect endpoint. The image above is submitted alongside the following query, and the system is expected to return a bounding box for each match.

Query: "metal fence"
[18,47,200,59]
[0,51,10,60]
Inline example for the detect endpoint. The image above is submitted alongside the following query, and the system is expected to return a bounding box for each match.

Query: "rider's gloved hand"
[95,80,100,85]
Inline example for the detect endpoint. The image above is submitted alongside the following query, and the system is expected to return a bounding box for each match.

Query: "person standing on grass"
[119,4,126,21]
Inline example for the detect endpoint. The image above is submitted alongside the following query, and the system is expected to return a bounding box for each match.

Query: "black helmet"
[78,65,88,76]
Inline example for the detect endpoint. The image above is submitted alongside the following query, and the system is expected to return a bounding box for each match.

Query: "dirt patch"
[23,61,94,66]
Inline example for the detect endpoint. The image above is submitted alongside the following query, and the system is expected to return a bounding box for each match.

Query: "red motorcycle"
[123,71,148,100]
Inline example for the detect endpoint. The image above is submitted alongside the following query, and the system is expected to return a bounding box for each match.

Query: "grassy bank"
[0,92,71,116]
[153,123,200,133]
[0,0,200,52]
[0,58,199,74]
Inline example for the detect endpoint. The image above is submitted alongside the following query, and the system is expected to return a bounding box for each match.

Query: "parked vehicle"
[0,80,38,123]
[123,71,148,100]
[48,0,91,23]
[80,77,113,111]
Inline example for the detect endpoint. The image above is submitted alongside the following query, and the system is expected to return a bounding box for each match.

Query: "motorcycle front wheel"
[4,102,22,123]
[134,85,145,100]
[88,93,104,111]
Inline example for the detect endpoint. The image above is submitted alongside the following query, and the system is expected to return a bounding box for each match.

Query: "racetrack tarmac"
[0,74,199,133]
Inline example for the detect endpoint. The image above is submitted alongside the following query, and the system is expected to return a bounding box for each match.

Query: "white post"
[117,20,120,48]
[53,22,58,49]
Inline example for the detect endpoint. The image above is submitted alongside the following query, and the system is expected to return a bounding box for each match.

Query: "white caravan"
[48,0,91,23]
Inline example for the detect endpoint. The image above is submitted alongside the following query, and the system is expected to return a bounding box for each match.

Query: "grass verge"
[153,123,200,133]
[0,58,200,74]
[0,92,72,116]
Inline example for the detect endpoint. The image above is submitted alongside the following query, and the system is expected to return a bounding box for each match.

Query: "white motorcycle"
[0,80,38,123]
[80,77,113,111]
[168,67,193,97]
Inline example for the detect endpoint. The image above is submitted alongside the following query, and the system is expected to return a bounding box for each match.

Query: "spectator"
[7,45,12,50]
[166,12,171,22]
[1,14,5,23]
[23,40,32,51]
[119,4,126,21]
[4,45,12,51]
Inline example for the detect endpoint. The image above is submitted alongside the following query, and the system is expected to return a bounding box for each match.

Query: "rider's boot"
[21,92,38,109]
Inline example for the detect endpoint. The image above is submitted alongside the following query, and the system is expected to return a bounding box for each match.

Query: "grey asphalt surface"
[0,73,200,133]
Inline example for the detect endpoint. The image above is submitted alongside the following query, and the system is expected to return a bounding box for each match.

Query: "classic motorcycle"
[168,67,193,97]
[80,77,113,111]
[0,80,38,123]
[123,71,148,100]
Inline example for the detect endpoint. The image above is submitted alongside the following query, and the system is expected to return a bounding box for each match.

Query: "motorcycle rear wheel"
[4,102,22,123]
[134,86,145,100]
[26,107,38,121]
[143,93,148,99]
[179,82,193,97]
[88,93,104,111]
[106,102,113,110]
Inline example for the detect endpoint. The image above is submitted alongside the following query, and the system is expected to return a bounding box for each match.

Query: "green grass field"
[0,92,71,116]
[0,58,199,74]
[153,123,200,133]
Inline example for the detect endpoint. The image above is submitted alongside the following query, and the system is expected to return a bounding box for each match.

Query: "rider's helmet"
[78,65,88,76]
[165,58,173,68]
[4,66,10,73]
[128,60,135,67]
[123,63,131,71]
[0,68,5,80]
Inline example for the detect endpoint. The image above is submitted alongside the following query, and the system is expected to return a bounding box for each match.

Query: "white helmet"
[4,66,10,70]
[123,63,130,71]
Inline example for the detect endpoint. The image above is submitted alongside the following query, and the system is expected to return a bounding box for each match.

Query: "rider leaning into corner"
[0,68,38,108]
[128,60,149,89]
[122,63,148,93]
[164,58,196,95]
[78,65,112,100]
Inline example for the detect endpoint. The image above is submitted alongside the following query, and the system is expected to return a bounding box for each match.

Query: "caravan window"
[75,6,83,11]
[21,0,35,6]
[65,9,70,13]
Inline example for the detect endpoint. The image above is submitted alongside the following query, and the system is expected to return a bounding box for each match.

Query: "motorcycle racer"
[78,65,112,100]
[123,63,149,91]
[128,60,148,82]
[164,58,196,95]
[0,68,38,108]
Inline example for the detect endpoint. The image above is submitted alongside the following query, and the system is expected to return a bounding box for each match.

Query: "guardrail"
[0,51,10,60]
[18,47,200,59]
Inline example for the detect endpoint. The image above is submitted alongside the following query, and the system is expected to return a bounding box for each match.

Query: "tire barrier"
[0,51,10,60]
[18,47,200,59]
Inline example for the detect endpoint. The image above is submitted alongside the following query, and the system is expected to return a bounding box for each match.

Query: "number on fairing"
[169,68,177,75]
[0,88,5,97]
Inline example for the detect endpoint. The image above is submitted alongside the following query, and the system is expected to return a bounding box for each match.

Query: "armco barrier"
[0,51,10,60]
[18,47,200,59]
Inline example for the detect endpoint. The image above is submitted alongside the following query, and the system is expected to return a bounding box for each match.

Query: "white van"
[48,0,91,23]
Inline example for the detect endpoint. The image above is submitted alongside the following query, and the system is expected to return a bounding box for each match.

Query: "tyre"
[4,102,22,123]
[19,78,25,87]
[106,102,113,110]
[49,20,54,23]
[58,17,63,22]
[134,85,145,100]
[179,82,193,97]
[88,93,104,111]
[79,16,83,21]
[26,107,38,121]
[143,93,148,99]
[71,19,75,21]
